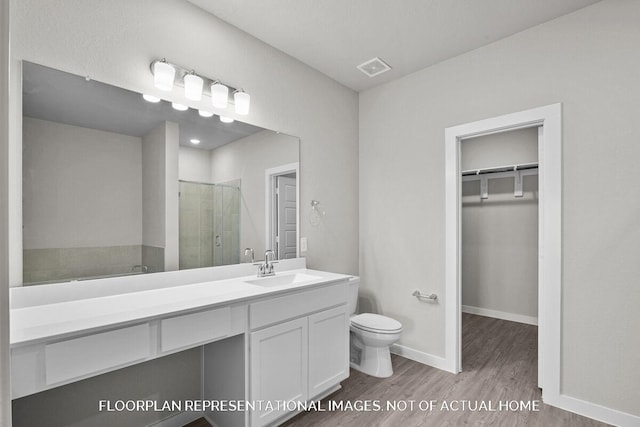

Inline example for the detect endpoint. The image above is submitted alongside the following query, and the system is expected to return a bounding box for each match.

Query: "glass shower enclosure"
[179,180,241,269]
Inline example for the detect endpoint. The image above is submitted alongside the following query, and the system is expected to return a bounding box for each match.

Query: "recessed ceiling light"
[190,138,201,145]
[357,57,392,78]
[142,94,161,103]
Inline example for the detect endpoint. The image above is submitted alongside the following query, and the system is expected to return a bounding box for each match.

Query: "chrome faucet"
[244,248,255,263]
[255,249,277,277]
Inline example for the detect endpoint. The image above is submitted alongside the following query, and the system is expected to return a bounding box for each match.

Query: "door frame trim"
[444,104,562,401]
[265,163,300,259]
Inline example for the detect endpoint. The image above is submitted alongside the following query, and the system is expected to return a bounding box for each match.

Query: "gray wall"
[9,0,359,281]
[7,0,358,425]
[359,0,640,416]
[22,118,145,282]
[23,118,142,249]
[142,121,180,273]
[179,146,211,183]
[142,120,180,272]
[461,128,538,321]
[142,123,169,250]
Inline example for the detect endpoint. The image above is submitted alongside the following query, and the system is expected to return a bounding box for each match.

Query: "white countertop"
[11,268,352,347]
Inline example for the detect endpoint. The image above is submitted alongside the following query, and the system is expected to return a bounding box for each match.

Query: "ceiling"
[188,0,601,92]
[23,62,264,150]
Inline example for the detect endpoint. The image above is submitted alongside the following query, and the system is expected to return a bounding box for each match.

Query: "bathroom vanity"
[10,258,352,427]
[12,62,342,427]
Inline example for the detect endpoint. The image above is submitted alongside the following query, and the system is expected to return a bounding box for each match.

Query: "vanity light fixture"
[220,116,234,123]
[184,72,204,101]
[211,81,229,109]
[190,138,201,145]
[233,89,250,115]
[150,58,250,114]
[171,102,188,111]
[153,59,176,91]
[142,94,161,103]
[198,109,214,118]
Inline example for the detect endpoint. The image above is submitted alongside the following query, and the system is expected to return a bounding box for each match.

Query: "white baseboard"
[462,305,538,326]
[391,341,640,426]
[545,393,640,427]
[390,343,450,372]
[150,411,203,427]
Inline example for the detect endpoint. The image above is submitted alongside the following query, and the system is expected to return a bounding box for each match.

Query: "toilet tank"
[348,276,360,315]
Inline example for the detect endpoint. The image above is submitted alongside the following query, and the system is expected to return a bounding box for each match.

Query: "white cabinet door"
[308,305,349,398]
[250,317,308,427]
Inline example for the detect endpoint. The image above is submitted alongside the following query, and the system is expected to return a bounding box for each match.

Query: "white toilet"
[348,277,402,378]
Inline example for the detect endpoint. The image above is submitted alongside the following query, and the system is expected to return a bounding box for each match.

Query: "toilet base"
[350,340,394,378]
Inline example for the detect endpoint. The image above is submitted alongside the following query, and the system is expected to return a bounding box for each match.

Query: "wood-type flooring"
[187,313,609,427]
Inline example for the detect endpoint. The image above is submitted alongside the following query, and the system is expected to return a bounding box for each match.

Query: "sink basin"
[245,273,322,287]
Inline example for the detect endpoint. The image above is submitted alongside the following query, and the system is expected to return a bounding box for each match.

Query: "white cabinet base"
[250,317,308,427]
[308,305,349,398]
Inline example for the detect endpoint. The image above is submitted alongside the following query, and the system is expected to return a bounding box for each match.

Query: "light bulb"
[198,110,214,118]
[211,82,229,109]
[153,61,175,91]
[171,102,188,111]
[234,90,250,115]
[220,116,234,123]
[184,73,203,101]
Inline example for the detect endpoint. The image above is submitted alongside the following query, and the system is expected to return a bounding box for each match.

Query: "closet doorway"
[444,104,562,402]
[460,128,539,383]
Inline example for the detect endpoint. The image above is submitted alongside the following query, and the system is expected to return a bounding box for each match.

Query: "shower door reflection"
[179,180,241,269]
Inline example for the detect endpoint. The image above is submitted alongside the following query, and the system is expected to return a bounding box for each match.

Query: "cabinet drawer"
[45,323,150,385]
[161,307,231,352]
[250,281,348,330]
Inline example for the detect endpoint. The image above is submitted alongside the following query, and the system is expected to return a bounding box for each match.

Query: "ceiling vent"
[357,57,392,78]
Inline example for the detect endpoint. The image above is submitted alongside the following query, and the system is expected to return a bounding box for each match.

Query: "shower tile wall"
[179,182,206,269]
[200,184,215,267]
[142,245,165,273]
[220,180,240,266]
[212,185,223,267]
[23,245,142,284]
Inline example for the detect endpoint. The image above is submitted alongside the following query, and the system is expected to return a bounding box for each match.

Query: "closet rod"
[461,162,538,177]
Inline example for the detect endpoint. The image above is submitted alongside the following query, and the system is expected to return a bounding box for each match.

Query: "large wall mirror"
[22,62,299,285]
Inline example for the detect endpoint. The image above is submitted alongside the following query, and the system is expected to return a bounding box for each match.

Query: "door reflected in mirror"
[21,61,299,285]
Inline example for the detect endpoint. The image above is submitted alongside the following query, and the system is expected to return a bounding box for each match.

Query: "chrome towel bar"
[412,290,438,301]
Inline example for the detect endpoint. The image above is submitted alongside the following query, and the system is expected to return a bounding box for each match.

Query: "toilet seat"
[351,313,402,334]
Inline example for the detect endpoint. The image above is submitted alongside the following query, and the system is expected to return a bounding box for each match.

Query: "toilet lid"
[351,313,402,333]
